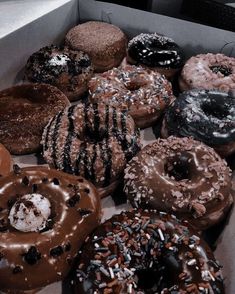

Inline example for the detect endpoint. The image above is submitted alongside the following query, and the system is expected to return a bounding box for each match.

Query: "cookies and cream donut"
[124,137,233,230]
[179,53,235,92]
[0,83,70,155]
[0,144,12,177]
[69,210,225,294]
[25,45,94,101]
[161,89,235,157]
[0,166,101,292]
[88,65,175,129]
[65,21,127,72]
[42,103,141,198]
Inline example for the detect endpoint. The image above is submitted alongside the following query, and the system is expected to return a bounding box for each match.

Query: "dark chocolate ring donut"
[69,210,225,294]
[161,89,235,157]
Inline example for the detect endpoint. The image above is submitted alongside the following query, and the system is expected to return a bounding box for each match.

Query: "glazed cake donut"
[161,89,235,157]
[88,65,174,129]
[0,83,70,155]
[0,144,12,177]
[124,137,233,230]
[25,45,94,101]
[179,53,235,92]
[69,210,225,294]
[42,103,140,198]
[127,33,184,79]
[0,165,101,292]
[65,21,127,72]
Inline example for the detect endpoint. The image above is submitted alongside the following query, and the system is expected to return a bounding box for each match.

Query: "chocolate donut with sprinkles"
[69,210,225,294]
[124,137,233,230]
[161,89,235,157]
[0,165,101,292]
[127,33,184,79]
[42,103,141,198]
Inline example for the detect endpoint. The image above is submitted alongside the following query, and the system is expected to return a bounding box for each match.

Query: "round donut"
[0,165,101,292]
[127,33,184,79]
[88,65,174,129]
[0,83,70,155]
[124,137,233,230]
[0,144,12,177]
[24,45,94,101]
[69,210,225,294]
[179,53,235,92]
[42,103,141,198]
[65,21,127,72]
[161,89,235,157]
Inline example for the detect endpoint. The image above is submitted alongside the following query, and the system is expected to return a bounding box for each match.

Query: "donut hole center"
[210,65,232,76]
[83,127,107,143]
[165,153,191,181]
[201,101,229,120]
[124,75,147,91]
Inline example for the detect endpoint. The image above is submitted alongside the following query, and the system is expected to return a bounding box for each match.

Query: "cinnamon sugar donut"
[124,137,233,230]
[65,21,127,72]
[70,210,225,294]
[0,166,101,292]
[42,103,140,198]
[0,83,70,155]
[25,45,94,101]
[179,53,235,92]
[88,65,174,128]
[0,144,12,177]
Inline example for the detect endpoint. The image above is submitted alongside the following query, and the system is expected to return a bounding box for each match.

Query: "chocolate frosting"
[0,166,101,292]
[124,137,233,230]
[70,210,225,294]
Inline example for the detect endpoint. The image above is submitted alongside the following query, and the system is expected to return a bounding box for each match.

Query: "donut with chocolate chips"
[0,83,70,155]
[88,65,175,129]
[179,53,235,92]
[69,210,225,294]
[161,89,235,157]
[0,166,101,292]
[124,137,233,230]
[0,144,12,177]
[25,45,94,101]
[42,103,141,198]
[65,21,127,72]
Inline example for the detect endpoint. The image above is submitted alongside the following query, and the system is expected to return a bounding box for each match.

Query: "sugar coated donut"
[0,166,101,292]
[124,137,233,230]
[65,21,127,72]
[25,45,94,101]
[42,103,141,197]
[127,33,184,79]
[88,65,174,129]
[0,144,12,177]
[179,53,235,92]
[161,89,235,157]
[69,210,225,294]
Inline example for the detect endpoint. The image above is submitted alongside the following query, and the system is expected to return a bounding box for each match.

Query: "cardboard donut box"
[0,0,235,293]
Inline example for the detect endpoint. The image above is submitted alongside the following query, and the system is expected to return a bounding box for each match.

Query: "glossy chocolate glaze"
[124,137,233,230]
[162,89,235,156]
[0,166,101,292]
[0,83,70,155]
[0,144,12,177]
[127,33,184,69]
[70,210,225,294]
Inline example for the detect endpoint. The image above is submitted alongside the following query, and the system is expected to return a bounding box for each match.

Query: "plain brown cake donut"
[88,65,174,129]
[124,136,233,230]
[0,165,101,293]
[24,45,94,101]
[0,143,12,177]
[0,83,70,155]
[69,210,225,294]
[179,53,235,92]
[41,103,141,198]
[65,21,127,72]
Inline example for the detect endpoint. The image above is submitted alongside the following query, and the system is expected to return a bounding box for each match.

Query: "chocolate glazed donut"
[42,103,141,198]
[69,210,225,294]
[0,166,101,292]
[161,89,235,157]
[124,137,233,230]
[0,144,12,177]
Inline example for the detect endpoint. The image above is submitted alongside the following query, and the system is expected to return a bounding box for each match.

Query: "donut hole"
[124,75,147,91]
[201,101,229,120]
[165,153,192,181]
[210,65,232,77]
[82,127,107,143]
